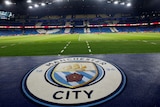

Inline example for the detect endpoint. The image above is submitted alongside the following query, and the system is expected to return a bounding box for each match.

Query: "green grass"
[0,33,160,56]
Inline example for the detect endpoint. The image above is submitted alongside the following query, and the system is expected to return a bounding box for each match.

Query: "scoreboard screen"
[0,11,14,20]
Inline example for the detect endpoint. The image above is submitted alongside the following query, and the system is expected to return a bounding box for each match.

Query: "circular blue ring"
[22,61,126,107]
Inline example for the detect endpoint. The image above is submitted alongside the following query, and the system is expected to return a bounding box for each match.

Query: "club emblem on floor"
[22,57,126,107]
[52,62,98,89]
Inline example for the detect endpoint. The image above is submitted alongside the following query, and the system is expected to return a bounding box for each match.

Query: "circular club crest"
[22,57,126,107]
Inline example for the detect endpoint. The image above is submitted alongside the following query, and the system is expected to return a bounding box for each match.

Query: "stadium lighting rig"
[27,0,32,3]
[34,4,39,8]
[107,0,132,7]
[126,2,131,7]
[4,0,16,5]
[41,3,46,6]
[114,1,118,4]
[27,0,132,9]
[120,2,125,5]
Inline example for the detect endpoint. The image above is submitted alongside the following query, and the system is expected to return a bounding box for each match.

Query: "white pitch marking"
[10,44,15,46]
[86,41,92,54]
[78,35,81,41]
[58,41,71,55]
[142,40,148,42]
[61,50,64,53]
[151,42,157,45]
[1,46,7,48]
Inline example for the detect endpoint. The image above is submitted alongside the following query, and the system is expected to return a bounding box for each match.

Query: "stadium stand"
[86,14,97,19]
[24,29,38,35]
[73,27,84,33]
[90,27,100,33]
[0,29,22,36]
[154,27,160,32]
[101,27,112,33]
[66,15,72,19]
[0,13,160,36]
[75,14,86,19]
[116,27,138,32]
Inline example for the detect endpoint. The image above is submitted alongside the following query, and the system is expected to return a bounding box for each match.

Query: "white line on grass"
[151,42,157,45]
[61,50,64,53]
[58,41,71,56]
[78,35,81,41]
[1,46,7,48]
[10,44,15,46]
[142,40,148,42]
[141,40,157,45]
[86,41,89,45]
[86,41,92,55]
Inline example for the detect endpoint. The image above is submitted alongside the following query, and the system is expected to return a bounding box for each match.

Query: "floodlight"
[29,6,33,9]
[27,0,32,3]
[126,3,131,7]
[114,1,118,4]
[5,0,12,5]
[34,4,39,8]
[120,2,125,5]
[41,3,46,6]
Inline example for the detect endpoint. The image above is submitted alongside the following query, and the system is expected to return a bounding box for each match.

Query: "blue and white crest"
[51,62,98,88]
[22,57,126,107]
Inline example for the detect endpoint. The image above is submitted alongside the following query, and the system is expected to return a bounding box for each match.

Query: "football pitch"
[0,32,160,56]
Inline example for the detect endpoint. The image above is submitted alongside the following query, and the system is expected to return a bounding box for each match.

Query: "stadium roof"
[0,0,160,16]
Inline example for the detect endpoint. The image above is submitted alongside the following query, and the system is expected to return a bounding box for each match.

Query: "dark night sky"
[0,0,160,16]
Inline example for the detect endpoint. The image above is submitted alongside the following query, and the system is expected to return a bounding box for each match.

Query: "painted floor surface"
[0,54,160,107]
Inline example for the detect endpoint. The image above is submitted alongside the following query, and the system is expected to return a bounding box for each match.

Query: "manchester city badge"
[52,62,98,88]
[22,57,126,107]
